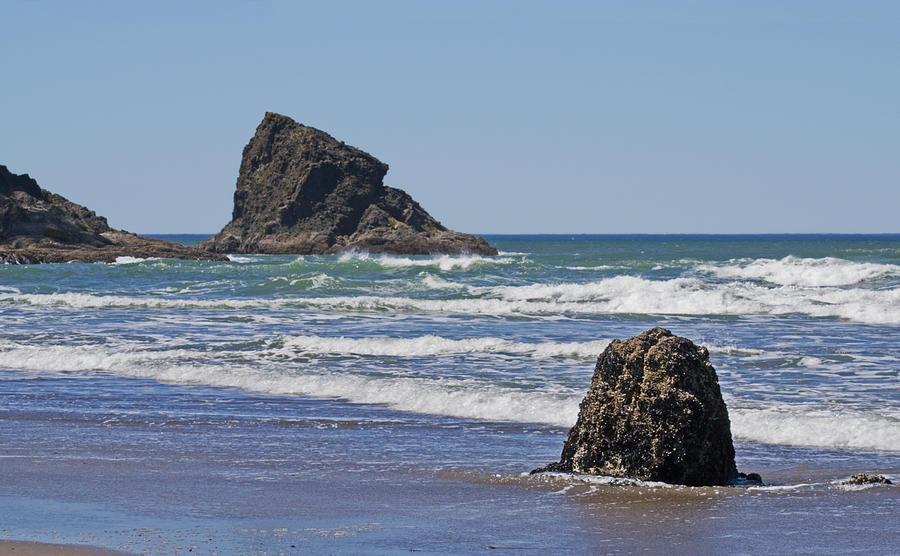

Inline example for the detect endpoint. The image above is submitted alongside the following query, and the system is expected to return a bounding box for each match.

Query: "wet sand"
[1,373,897,554]
[2,469,896,554]
[0,541,131,555]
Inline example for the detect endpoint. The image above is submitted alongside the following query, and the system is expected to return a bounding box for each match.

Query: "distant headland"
[0,164,225,264]
[1,112,496,264]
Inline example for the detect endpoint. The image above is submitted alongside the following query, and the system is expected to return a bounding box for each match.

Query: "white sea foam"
[562,265,615,271]
[747,483,820,492]
[270,272,337,289]
[0,332,753,364]
[246,372,580,426]
[277,334,611,359]
[0,343,196,372]
[704,345,765,356]
[699,256,900,287]
[0,292,262,309]
[798,356,823,367]
[3,273,899,323]
[487,276,900,324]
[0,342,580,426]
[730,407,900,452]
[493,276,728,307]
[308,273,335,289]
[113,256,159,265]
[2,341,898,451]
[418,273,468,291]
[337,251,518,271]
[226,255,257,263]
[529,472,675,489]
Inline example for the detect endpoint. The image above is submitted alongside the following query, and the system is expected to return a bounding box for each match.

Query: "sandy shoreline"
[2,370,897,554]
[0,541,132,555]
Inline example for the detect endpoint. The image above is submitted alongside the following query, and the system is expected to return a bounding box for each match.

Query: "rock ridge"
[199,112,497,255]
[0,165,226,264]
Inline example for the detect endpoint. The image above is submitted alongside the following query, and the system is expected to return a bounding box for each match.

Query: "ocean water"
[1,234,897,554]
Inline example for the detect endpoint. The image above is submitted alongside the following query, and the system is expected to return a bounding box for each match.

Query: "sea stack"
[0,164,225,264]
[534,327,739,486]
[199,112,497,255]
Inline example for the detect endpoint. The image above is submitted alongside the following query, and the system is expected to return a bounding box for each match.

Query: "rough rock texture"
[0,165,226,264]
[534,327,739,486]
[734,472,764,485]
[199,112,497,255]
[844,474,892,485]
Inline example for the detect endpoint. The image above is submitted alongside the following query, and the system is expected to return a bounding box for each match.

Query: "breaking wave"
[336,251,520,271]
[225,255,259,263]
[2,273,898,324]
[112,256,160,265]
[276,334,611,359]
[698,256,900,287]
[1,340,897,452]
[730,407,900,452]
[0,342,581,427]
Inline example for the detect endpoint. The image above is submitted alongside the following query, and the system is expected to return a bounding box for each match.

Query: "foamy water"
[729,406,900,452]
[0,328,896,452]
[699,255,900,286]
[1,235,898,461]
[336,250,522,270]
[278,334,612,359]
[3,274,898,324]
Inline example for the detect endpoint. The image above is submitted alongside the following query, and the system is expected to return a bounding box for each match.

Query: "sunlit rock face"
[535,327,739,487]
[200,112,496,256]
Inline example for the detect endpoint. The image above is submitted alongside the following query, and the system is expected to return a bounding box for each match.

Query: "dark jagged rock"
[844,474,892,485]
[0,165,226,264]
[533,327,740,486]
[199,112,497,255]
[734,472,764,485]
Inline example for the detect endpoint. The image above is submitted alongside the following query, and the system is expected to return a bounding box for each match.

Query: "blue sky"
[3,1,898,233]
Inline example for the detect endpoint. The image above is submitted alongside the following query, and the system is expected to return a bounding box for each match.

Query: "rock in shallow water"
[534,327,740,486]
[844,474,892,485]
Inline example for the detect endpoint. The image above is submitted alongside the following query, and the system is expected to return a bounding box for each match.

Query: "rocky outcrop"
[844,474,892,485]
[533,327,740,486]
[199,112,497,255]
[0,165,226,263]
[734,472,764,485]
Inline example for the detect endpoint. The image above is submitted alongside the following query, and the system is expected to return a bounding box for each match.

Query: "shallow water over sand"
[2,372,897,554]
[1,235,897,553]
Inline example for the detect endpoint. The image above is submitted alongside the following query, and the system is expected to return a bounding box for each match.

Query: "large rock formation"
[534,327,739,486]
[0,165,225,264]
[199,112,497,255]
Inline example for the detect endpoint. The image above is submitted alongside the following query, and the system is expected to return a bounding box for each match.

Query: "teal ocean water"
[1,235,898,553]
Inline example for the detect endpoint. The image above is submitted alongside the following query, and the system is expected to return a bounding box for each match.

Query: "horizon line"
[142,232,900,237]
